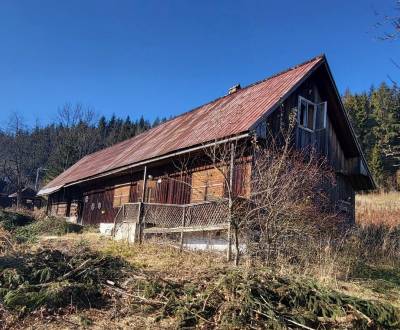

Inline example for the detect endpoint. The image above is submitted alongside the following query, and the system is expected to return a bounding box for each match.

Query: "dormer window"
[298,96,327,132]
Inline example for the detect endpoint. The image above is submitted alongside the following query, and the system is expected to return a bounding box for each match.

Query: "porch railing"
[112,199,229,240]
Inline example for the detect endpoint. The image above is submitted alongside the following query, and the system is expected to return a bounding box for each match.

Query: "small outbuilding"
[9,188,44,210]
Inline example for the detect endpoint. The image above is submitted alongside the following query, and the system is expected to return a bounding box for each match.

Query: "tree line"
[343,82,400,189]
[0,104,167,195]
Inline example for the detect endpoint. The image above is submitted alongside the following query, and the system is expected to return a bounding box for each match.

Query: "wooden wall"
[254,71,357,221]
[48,156,252,225]
[191,167,225,203]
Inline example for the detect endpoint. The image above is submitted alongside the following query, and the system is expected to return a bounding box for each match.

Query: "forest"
[0,82,399,195]
[0,104,167,194]
[343,82,400,189]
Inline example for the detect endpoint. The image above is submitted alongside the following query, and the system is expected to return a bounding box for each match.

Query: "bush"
[0,210,33,231]
[14,217,82,243]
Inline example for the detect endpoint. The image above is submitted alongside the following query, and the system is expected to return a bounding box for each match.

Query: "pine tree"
[369,144,384,187]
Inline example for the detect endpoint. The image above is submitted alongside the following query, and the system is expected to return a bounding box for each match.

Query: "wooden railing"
[112,200,230,241]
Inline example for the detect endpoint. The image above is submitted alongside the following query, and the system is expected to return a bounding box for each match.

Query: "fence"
[112,200,230,243]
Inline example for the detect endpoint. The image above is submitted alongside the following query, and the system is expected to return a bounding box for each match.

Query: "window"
[191,168,225,203]
[113,185,130,208]
[298,96,327,132]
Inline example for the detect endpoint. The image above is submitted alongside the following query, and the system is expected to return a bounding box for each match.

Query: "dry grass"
[40,233,229,282]
[2,206,400,329]
[5,234,229,330]
[356,191,400,227]
[0,230,398,329]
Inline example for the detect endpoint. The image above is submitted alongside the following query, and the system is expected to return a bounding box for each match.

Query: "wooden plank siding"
[191,167,226,203]
[48,156,252,225]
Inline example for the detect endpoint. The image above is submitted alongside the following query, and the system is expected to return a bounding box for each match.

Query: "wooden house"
[38,55,374,239]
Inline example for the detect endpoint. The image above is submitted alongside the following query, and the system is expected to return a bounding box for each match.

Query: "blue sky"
[0,0,399,127]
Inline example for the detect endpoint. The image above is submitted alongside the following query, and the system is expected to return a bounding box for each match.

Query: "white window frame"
[298,96,316,132]
[297,96,327,132]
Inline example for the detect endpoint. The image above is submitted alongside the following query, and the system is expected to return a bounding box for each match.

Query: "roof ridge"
[242,54,325,90]
[155,54,325,125]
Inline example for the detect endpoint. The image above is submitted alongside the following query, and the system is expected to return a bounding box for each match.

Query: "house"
[38,55,375,244]
[9,187,44,210]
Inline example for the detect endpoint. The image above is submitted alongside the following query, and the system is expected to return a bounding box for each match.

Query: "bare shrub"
[238,121,345,266]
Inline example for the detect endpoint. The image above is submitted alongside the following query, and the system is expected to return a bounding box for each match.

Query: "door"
[82,191,103,225]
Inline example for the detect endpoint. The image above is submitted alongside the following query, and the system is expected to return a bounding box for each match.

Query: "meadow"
[356,191,400,227]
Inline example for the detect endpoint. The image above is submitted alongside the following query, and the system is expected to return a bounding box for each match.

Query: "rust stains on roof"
[40,55,325,193]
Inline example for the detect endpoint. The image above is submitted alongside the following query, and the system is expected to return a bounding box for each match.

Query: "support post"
[180,206,186,251]
[137,166,148,243]
[227,142,235,261]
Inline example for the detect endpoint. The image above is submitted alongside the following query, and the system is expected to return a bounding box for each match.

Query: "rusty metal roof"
[39,55,324,194]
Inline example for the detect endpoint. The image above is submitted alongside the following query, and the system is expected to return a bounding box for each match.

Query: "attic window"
[298,96,327,132]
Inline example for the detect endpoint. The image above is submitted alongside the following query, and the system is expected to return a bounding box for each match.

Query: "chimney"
[228,84,241,95]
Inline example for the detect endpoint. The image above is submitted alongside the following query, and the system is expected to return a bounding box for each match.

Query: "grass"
[347,262,400,304]
[1,208,400,329]
[0,210,82,244]
[356,191,400,227]
[100,239,228,280]
[37,234,400,329]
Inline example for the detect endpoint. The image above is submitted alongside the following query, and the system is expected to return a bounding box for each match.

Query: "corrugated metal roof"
[40,55,324,194]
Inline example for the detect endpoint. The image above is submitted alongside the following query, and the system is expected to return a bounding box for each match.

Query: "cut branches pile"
[1,245,399,329]
[166,269,400,329]
[0,247,132,312]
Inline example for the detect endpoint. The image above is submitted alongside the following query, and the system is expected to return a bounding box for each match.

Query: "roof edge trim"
[322,60,376,190]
